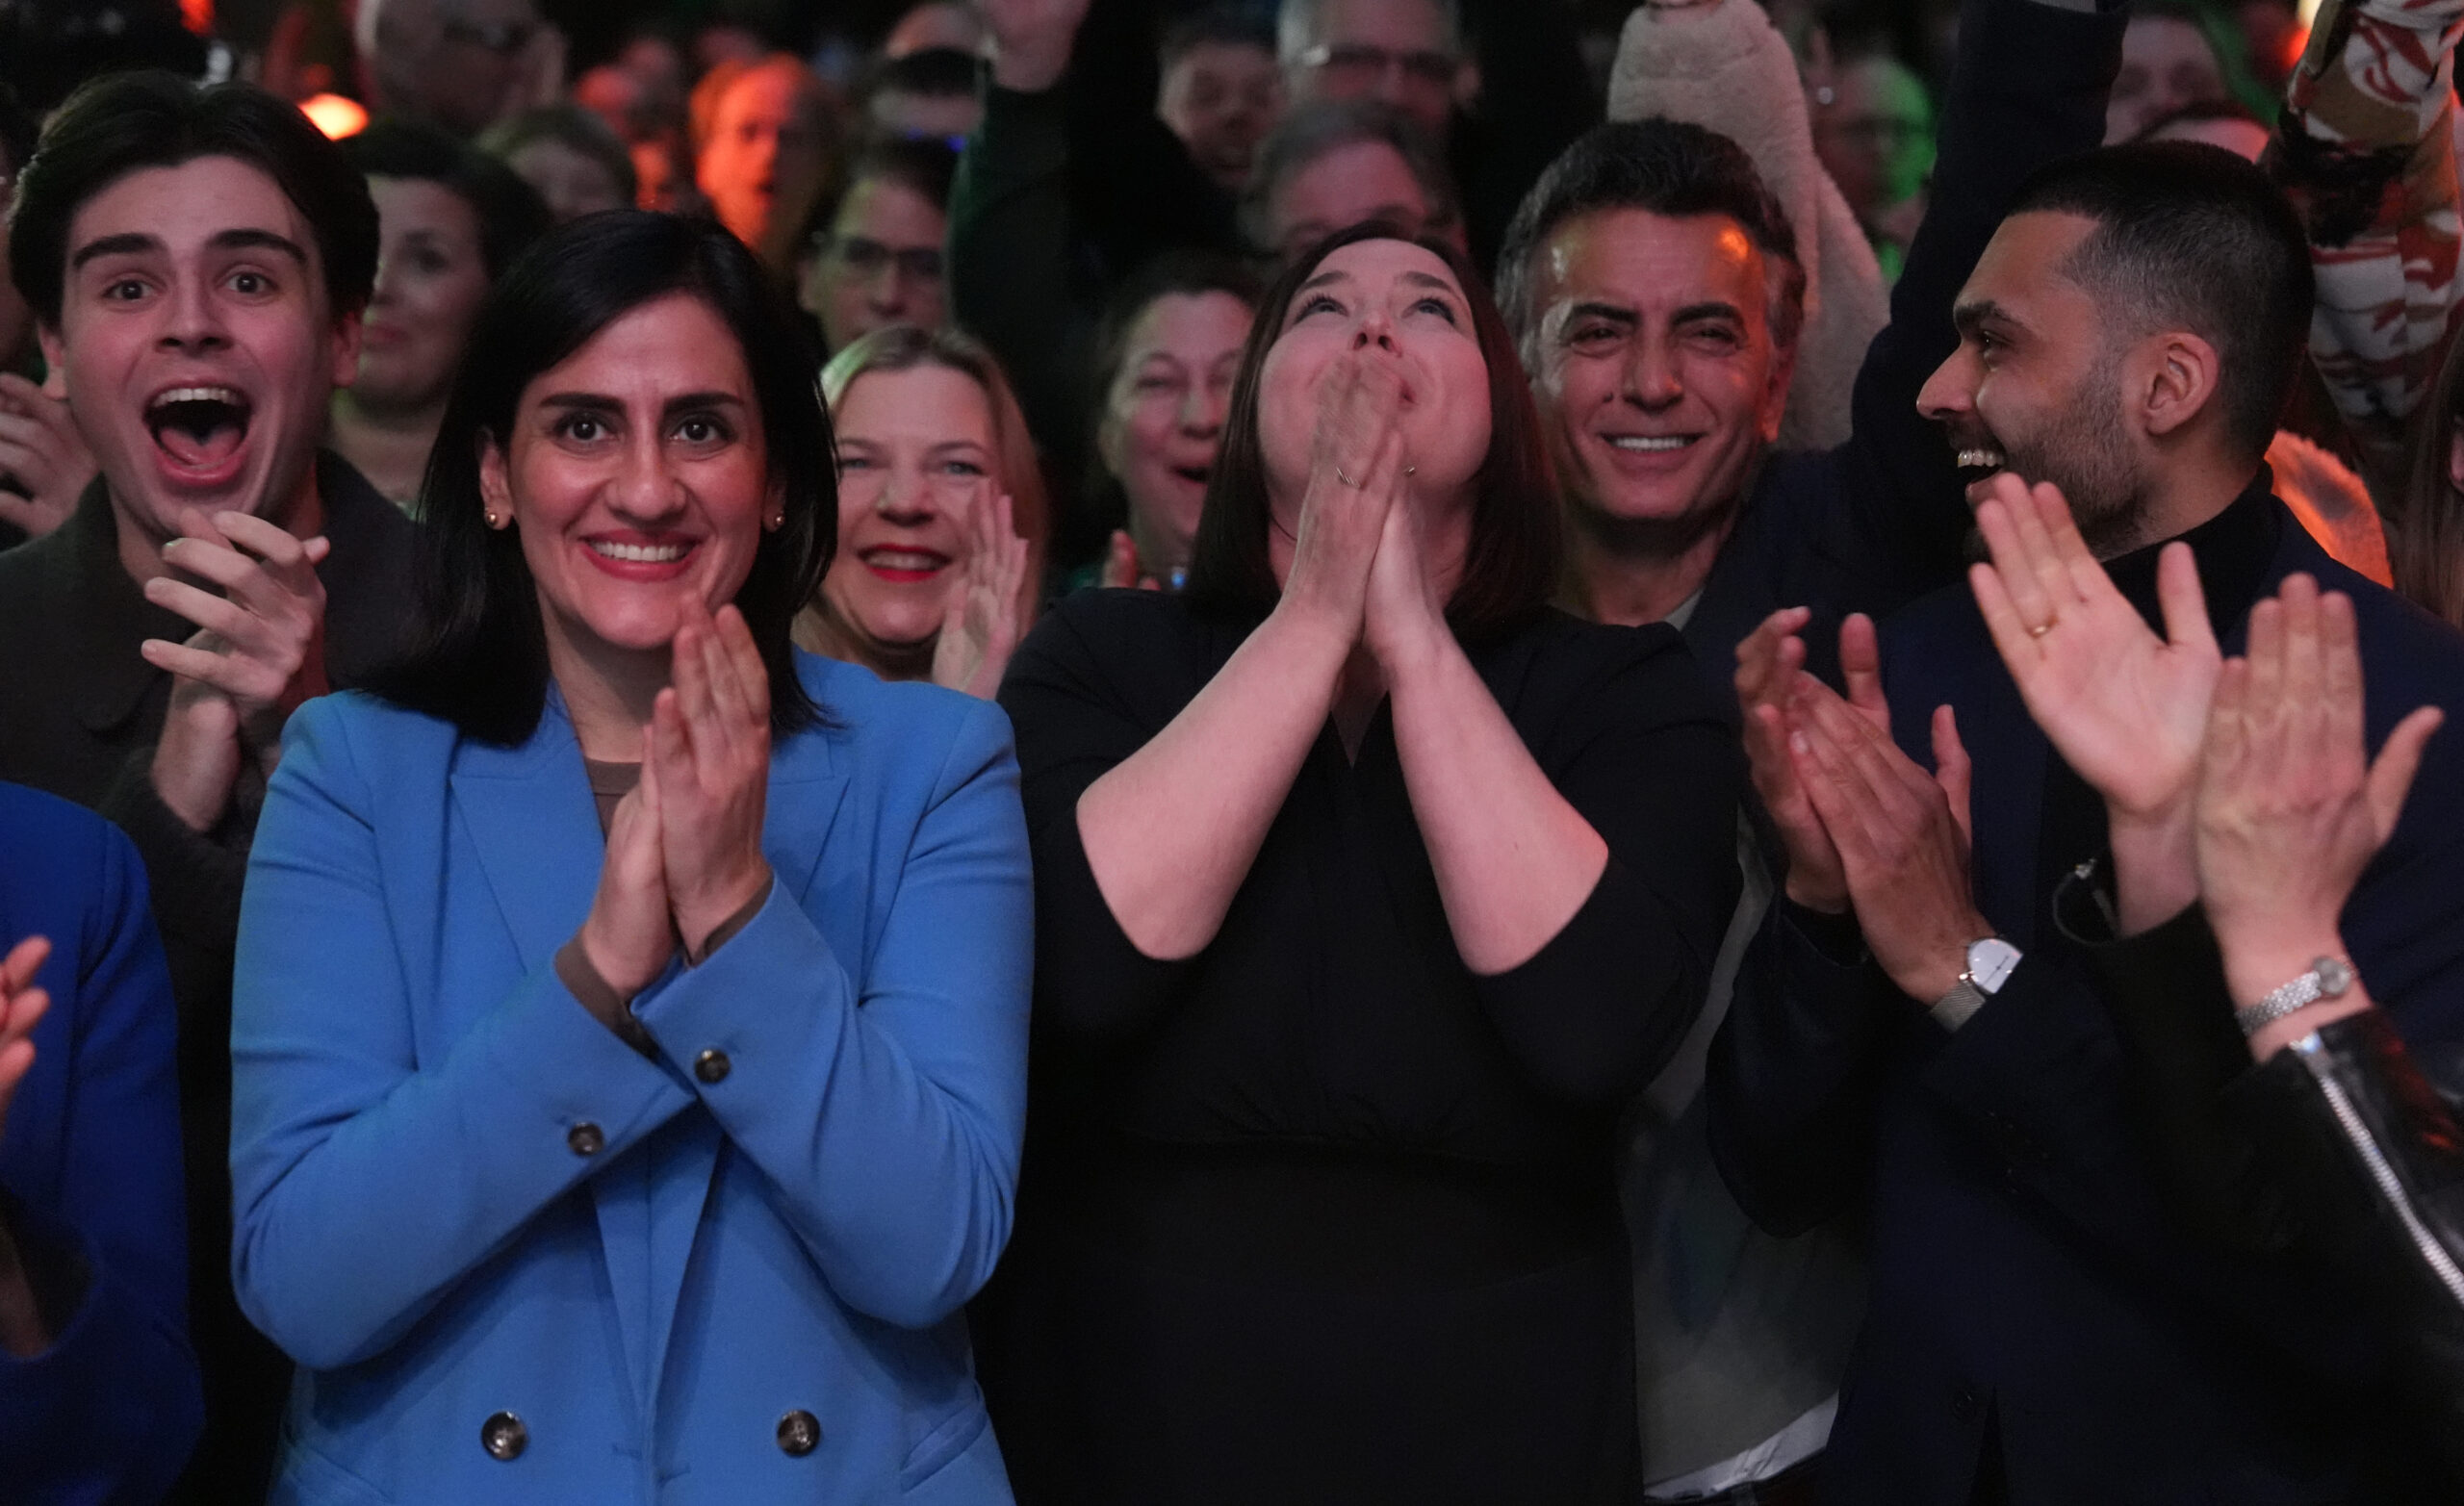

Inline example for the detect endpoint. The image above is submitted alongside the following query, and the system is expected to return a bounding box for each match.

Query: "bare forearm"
[1077,602,1352,959]
[2109,807,2199,937]
[1385,635,1607,975]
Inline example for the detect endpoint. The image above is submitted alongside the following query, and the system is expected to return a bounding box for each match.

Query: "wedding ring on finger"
[2029,616,2057,638]
[1334,465,1364,489]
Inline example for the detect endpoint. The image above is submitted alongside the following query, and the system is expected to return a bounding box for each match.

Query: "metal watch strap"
[1931,981,1989,1032]
[2235,957,2356,1038]
[1933,938,2020,1032]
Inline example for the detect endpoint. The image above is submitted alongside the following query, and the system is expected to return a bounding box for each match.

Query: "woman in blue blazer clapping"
[229,212,1032,1504]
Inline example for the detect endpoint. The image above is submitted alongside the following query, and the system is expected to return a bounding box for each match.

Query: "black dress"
[977,591,1744,1505]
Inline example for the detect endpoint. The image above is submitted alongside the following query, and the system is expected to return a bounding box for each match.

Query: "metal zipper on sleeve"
[2292,1034,2464,1311]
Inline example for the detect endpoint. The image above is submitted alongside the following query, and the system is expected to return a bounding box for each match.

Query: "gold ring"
[1334,465,1363,489]
[2029,619,2055,638]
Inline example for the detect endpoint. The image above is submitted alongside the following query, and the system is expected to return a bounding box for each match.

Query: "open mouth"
[1169,464,1211,488]
[1604,433,1698,456]
[1954,445,2009,475]
[860,546,949,583]
[146,386,252,475]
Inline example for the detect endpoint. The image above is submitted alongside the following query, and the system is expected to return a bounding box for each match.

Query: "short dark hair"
[0,82,36,181]
[477,104,640,211]
[8,72,379,329]
[1162,6,1277,68]
[1186,221,1559,638]
[1494,119,1806,358]
[789,134,960,264]
[372,212,834,744]
[1240,99,1460,259]
[347,118,552,282]
[2008,140,2313,463]
[1090,248,1265,419]
[1081,249,1264,546]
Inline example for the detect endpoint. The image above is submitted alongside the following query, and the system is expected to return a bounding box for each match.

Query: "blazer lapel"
[641,727,846,1402]
[446,697,603,976]
[448,699,678,1409]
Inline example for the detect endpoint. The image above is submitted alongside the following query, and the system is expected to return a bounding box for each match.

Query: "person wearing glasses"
[794,138,957,358]
[1274,0,1593,268]
[354,0,566,141]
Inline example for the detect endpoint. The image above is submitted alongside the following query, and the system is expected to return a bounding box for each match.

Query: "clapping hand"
[0,937,50,1148]
[140,510,332,831]
[1734,608,1894,912]
[2196,575,2441,1017]
[932,491,1031,700]
[1785,657,1985,1003]
[0,374,98,542]
[579,755,675,1002]
[1098,529,1165,591]
[1967,474,2220,932]
[652,598,775,957]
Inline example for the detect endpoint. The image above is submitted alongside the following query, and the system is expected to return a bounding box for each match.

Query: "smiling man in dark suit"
[1711,141,2464,1502]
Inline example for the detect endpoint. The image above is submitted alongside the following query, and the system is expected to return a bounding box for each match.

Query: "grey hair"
[1276,0,1462,64]
[1237,98,1460,258]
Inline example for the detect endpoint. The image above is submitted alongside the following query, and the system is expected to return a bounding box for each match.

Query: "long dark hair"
[373,211,834,744]
[1184,222,1560,637]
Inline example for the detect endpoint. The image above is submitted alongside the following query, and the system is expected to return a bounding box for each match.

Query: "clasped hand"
[578,600,776,999]
[1275,350,1448,671]
[1736,607,1986,1003]
[139,509,332,832]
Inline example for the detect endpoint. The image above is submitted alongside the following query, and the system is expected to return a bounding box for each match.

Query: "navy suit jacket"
[0,782,201,1504]
[1710,488,2464,1504]
[1679,0,2127,716]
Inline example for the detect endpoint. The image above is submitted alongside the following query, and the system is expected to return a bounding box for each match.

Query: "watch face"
[1967,937,2022,993]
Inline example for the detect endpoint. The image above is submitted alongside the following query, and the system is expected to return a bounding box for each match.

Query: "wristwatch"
[2235,956,2355,1038]
[1933,936,2021,1031]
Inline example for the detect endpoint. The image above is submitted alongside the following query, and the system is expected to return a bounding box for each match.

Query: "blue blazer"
[231,654,1032,1505]
[0,781,199,1505]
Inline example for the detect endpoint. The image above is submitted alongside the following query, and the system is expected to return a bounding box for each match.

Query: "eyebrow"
[1296,268,1351,293]
[1952,299,2019,339]
[535,391,750,416]
[1399,270,1456,294]
[1561,300,1638,329]
[70,226,310,272]
[1671,300,1747,325]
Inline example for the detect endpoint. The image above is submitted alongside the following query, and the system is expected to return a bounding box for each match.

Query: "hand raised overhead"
[982,0,1093,91]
